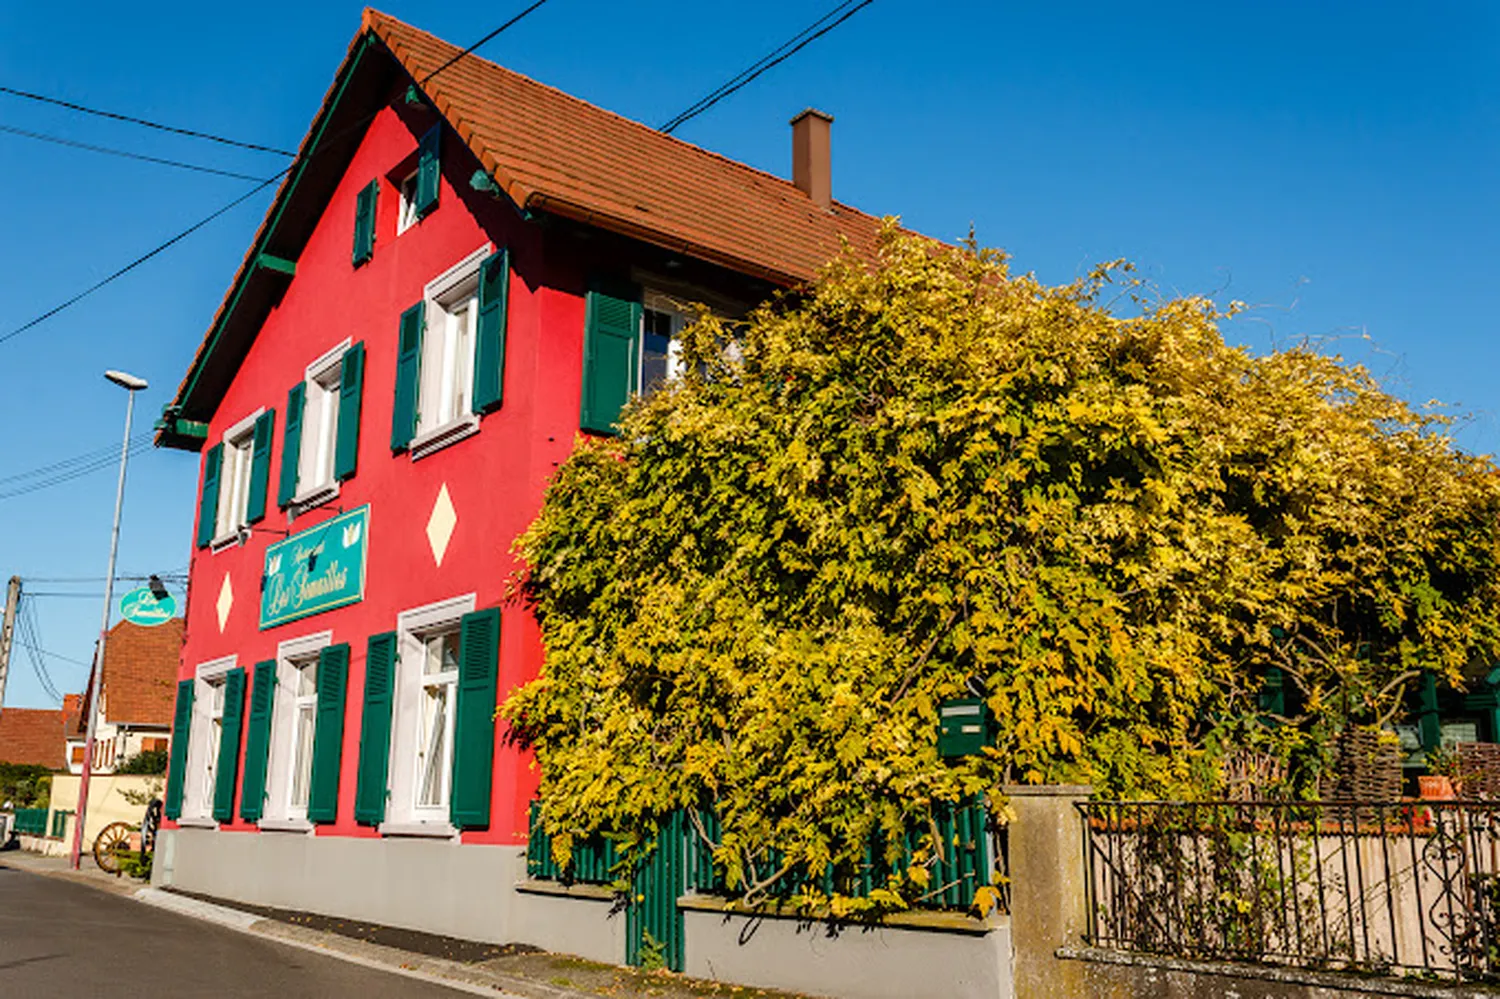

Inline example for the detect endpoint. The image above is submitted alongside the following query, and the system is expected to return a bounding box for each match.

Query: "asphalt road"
[0,864,472,998]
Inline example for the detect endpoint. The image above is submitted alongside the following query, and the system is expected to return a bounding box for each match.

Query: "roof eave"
[157,28,391,449]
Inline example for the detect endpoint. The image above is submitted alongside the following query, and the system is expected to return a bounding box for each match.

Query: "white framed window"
[409,245,491,458]
[382,593,475,836]
[213,410,262,544]
[639,293,689,398]
[183,656,236,822]
[294,340,350,507]
[397,172,420,233]
[262,631,331,828]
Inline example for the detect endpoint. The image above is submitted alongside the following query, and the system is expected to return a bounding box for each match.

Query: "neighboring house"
[0,705,71,770]
[152,9,884,942]
[64,618,183,774]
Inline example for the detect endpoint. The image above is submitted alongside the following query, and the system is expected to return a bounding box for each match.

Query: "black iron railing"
[1079,800,1500,982]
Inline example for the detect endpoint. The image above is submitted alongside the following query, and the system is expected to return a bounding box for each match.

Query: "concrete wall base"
[151,827,1010,999]
[1060,947,1499,999]
[682,906,1013,999]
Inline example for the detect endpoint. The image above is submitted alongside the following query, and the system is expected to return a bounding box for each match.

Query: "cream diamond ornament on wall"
[427,483,457,567]
[216,573,234,633]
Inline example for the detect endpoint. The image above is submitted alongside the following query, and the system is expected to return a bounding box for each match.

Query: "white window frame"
[211,409,264,549]
[182,655,237,824]
[379,593,475,839]
[290,339,351,514]
[397,171,420,234]
[259,631,332,832]
[638,291,689,397]
[409,244,493,460]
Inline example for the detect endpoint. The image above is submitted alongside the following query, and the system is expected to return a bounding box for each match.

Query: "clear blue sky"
[0,1,1495,708]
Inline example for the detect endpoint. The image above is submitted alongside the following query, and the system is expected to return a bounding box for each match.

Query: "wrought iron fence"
[1079,800,1500,982]
[11,807,47,836]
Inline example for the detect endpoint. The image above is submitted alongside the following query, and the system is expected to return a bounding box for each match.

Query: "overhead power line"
[0,431,152,484]
[0,84,296,156]
[0,177,280,348]
[0,0,554,350]
[0,123,269,181]
[0,436,154,500]
[17,597,66,703]
[661,0,875,135]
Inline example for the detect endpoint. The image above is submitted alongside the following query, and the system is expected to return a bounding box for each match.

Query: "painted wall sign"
[260,505,369,629]
[119,587,177,626]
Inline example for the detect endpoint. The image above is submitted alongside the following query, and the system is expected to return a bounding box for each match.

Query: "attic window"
[398,173,421,233]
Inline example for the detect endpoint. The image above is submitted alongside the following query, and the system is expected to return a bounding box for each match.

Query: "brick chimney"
[791,108,833,210]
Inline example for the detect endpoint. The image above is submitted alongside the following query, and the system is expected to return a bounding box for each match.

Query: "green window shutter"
[391,302,425,452]
[352,178,377,267]
[1419,671,1442,753]
[240,660,277,822]
[415,125,440,218]
[451,607,500,829]
[308,643,349,823]
[278,382,305,507]
[245,409,275,524]
[164,679,195,819]
[195,443,223,548]
[471,248,510,413]
[212,668,246,822]
[354,631,397,825]
[1257,666,1286,717]
[334,342,365,481]
[580,277,641,434]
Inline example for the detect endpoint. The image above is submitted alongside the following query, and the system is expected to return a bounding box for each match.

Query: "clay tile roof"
[0,708,68,770]
[162,9,896,444]
[362,8,886,286]
[88,619,184,729]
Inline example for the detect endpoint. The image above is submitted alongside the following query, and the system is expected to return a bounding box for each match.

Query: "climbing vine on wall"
[504,224,1500,911]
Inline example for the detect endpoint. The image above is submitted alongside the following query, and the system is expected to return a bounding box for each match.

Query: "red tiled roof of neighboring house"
[74,619,183,734]
[0,708,68,769]
[361,8,887,286]
[161,10,895,442]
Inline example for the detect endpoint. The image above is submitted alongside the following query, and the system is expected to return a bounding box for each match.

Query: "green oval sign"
[120,587,177,627]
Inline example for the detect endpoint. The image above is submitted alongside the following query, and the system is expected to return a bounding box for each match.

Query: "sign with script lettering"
[119,587,177,626]
[259,505,369,629]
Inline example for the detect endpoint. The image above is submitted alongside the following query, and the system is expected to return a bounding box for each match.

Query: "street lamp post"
[70,369,148,870]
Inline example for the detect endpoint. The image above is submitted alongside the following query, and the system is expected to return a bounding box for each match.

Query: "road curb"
[131,885,586,999]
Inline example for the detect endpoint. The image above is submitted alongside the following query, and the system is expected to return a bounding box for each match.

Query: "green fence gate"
[12,808,47,836]
[525,799,1000,974]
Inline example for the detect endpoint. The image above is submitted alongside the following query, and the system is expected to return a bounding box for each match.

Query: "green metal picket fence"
[525,797,1002,973]
[49,809,72,839]
[12,808,47,836]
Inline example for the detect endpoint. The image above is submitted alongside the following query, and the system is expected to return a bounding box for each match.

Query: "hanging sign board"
[119,587,177,627]
[260,505,369,629]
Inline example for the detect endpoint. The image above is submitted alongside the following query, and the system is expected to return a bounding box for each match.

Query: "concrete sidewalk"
[0,846,812,999]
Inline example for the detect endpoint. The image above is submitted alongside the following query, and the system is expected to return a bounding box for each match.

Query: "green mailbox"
[938,698,992,758]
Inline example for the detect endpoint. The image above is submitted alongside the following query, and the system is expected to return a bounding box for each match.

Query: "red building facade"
[154,9,883,942]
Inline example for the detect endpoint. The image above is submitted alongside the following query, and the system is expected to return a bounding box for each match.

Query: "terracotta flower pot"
[1419,775,1456,800]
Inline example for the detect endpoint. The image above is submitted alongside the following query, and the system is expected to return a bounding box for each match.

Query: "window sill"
[257,817,313,834]
[209,531,245,554]
[176,816,218,829]
[289,482,340,517]
[409,415,479,461]
[378,820,459,840]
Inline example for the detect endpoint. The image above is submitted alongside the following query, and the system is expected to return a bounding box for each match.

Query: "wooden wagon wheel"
[92,822,134,875]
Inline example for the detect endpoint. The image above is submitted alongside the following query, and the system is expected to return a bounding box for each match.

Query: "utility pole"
[0,576,19,719]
